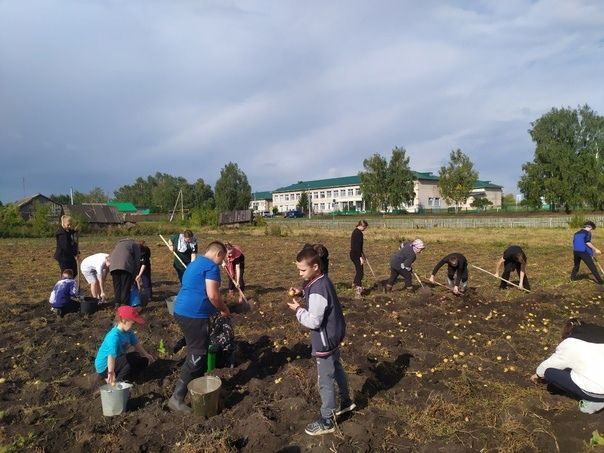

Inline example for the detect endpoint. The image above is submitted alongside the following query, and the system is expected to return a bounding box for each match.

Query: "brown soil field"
[1,227,604,452]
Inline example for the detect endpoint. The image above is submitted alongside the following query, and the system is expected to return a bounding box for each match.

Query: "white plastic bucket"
[188,376,222,417]
[100,382,132,416]
[166,296,176,316]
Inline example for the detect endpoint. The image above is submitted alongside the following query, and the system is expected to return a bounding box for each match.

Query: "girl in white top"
[531,318,604,414]
[80,253,110,301]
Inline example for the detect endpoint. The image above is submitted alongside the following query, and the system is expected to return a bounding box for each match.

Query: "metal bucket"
[187,376,221,418]
[80,297,98,315]
[166,296,176,316]
[100,382,132,416]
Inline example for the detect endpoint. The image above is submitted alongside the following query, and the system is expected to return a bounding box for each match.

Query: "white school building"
[270,173,502,214]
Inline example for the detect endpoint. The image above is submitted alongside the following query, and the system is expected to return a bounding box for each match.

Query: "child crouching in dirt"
[49,269,79,317]
[94,306,155,385]
[288,247,354,436]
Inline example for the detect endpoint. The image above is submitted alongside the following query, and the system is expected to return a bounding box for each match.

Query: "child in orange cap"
[94,306,155,385]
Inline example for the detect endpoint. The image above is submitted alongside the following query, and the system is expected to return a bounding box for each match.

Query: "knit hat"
[412,239,425,250]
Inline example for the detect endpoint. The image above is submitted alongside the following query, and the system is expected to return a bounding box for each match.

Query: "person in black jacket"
[53,215,79,277]
[349,220,368,299]
[495,245,530,290]
[430,253,468,295]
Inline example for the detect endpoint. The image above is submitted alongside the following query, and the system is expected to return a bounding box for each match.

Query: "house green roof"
[473,180,503,190]
[107,201,138,213]
[273,172,442,193]
[251,191,273,201]
[273,173,502,194]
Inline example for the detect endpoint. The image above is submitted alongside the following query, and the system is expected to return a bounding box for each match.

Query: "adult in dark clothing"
[430,253,468,295]
[168,230,198,283]
[168,242,230,413]
[496,245,530,290]
[53,215,79,277]
[349,220,368,299]
[570,221,603,284]
[385,239,425,291]
[136,241,152,303]
[109,239,142,307]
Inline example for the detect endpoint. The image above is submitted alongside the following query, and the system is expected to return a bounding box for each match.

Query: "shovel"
[470,264,531,293]
[159,234,188,269]
[363,256,381,289]
[414,272,432,296]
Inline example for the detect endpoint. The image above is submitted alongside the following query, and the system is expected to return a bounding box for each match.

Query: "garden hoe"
[470,264,531,293]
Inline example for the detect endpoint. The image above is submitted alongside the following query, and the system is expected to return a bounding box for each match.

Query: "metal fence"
[268,216,604,230]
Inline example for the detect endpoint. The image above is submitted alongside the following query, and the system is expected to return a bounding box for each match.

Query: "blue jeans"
[544,368,604,402]
[316,349,350,419]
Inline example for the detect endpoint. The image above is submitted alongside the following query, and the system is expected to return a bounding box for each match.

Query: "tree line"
[48,162,252,214]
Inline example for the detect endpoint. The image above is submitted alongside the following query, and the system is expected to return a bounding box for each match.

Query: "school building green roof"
[106,201,138,213]
[273,172,443,193]
[251,191,273,201]
[473,180,503,189]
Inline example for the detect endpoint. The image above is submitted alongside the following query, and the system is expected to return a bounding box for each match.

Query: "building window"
[326,190,331,198]
[348,188,354,196]
[434,197,440,207]
[428,197,433,207]
[313,192,318,199]
[313,203,319,210]
[355,188,361,196]
[285,194,289,201]
[320,191,325,199]
[320,203,325,210]
[296,193,300,200]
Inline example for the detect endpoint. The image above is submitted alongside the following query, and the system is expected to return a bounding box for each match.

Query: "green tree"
[470,197,493,211]
[518,105,604,213]
[386,147,415,210]
[214,163,252,212]
[1,204,24,227]
[297,191,309,213]
[359,153,388,212]
[28,202,53,236]
[438,149,478,212]
[49,193,71,204]
[502,193,516,207]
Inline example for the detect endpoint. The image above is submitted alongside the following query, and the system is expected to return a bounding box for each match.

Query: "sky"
[1,0,603,203]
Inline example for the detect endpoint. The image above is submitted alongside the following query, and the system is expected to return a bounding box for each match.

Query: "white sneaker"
[579,400,604,414]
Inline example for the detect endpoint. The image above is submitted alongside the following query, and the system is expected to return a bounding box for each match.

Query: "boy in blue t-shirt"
[49,269,79,317]
[168,241,230,413]
[95,306,155,385]
[571,221,603,284]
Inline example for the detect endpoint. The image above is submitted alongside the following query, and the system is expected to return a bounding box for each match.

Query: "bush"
[190,208,219,227]
[253,215,267,227]
[568,213,586,229]
[265,224,288,237]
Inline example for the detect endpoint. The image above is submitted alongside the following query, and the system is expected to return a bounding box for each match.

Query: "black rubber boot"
[168,379,192,413]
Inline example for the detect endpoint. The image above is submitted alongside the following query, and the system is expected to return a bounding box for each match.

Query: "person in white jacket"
[531,318,604,414]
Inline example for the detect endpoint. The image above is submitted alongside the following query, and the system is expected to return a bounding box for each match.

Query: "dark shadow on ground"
[356,353,412,410]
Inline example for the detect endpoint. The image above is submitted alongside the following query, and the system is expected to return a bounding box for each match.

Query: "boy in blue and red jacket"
[288,246,355,436]
[571,221,603,284]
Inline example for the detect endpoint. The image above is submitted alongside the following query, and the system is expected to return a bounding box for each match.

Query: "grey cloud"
[1,0,603,202]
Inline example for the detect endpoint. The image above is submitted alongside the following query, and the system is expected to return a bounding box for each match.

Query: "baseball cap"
[117,305,145,324]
